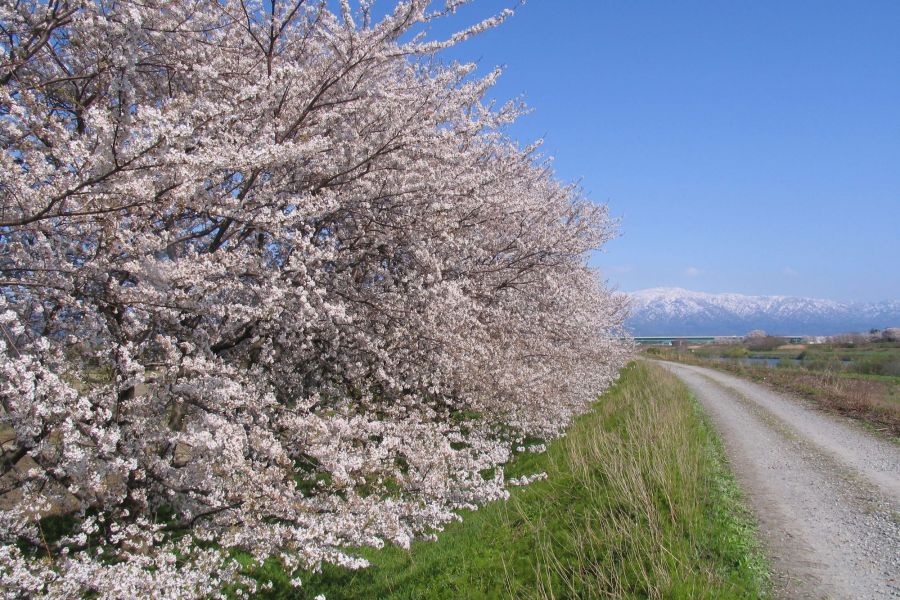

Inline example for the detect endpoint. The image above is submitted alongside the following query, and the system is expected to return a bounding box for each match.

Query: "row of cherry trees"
[0,0,630,597]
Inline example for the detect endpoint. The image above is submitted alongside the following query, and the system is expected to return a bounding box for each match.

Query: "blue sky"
[422,1,900,302]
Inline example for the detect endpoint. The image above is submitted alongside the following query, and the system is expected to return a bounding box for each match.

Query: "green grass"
[240,362,770,599]
[683,342,900,379]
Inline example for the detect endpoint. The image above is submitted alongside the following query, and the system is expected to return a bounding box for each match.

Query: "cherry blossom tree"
[0,0,630,596]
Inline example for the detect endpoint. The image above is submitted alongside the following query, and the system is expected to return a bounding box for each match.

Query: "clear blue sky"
[424,0,900,302]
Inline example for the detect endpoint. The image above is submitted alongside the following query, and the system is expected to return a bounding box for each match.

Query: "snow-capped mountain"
[626,288,900,336]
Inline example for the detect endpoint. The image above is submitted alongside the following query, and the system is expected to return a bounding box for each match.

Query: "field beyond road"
[242,362,769,599]
[646,342,900,437]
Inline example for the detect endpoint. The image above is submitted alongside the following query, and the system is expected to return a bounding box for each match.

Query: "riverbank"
[647,348,900,438]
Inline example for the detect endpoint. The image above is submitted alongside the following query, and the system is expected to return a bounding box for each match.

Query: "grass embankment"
[648,346,900,438]
[245,362,769,599]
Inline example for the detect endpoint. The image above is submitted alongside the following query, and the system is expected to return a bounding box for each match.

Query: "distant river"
[711,357,854,367]
[711,357,785,367]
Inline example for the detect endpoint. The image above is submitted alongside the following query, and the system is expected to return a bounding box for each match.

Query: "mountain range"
[626,288,900,336]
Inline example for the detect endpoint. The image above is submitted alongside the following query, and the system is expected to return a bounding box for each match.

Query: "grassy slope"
[243,362,769,599]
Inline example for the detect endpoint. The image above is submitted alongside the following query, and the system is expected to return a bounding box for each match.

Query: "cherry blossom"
[0,1,630,596]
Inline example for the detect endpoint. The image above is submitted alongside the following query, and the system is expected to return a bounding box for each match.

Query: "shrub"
[745,336,786,352]
[723,346,751,359]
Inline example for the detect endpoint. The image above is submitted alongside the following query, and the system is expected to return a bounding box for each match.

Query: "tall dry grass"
[510,362,767,599]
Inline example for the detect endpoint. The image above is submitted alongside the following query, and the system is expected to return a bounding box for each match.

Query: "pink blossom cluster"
[0,1,630,596]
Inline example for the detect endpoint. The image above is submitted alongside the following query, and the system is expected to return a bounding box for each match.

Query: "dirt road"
[659,361,900,599]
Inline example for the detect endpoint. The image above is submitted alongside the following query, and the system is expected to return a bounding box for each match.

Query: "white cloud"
[782,266,798,276]
[684,266,702,277]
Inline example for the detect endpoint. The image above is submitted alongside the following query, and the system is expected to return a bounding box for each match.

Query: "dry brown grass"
[776,344,807,351]
[654,352,900,438]
[761,368,899,436]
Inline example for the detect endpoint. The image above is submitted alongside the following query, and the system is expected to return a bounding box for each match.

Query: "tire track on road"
[659,361,900,599]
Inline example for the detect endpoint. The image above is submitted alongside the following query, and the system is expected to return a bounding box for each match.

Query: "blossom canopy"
[0,0,630,597]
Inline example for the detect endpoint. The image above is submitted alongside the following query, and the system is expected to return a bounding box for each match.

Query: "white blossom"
[507,472,549,487]
[0,1,630,597]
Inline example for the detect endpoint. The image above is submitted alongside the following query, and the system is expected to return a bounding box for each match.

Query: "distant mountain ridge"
[626,288,900,336]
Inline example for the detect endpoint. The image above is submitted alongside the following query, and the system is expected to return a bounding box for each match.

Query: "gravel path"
[659,361,900,599]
